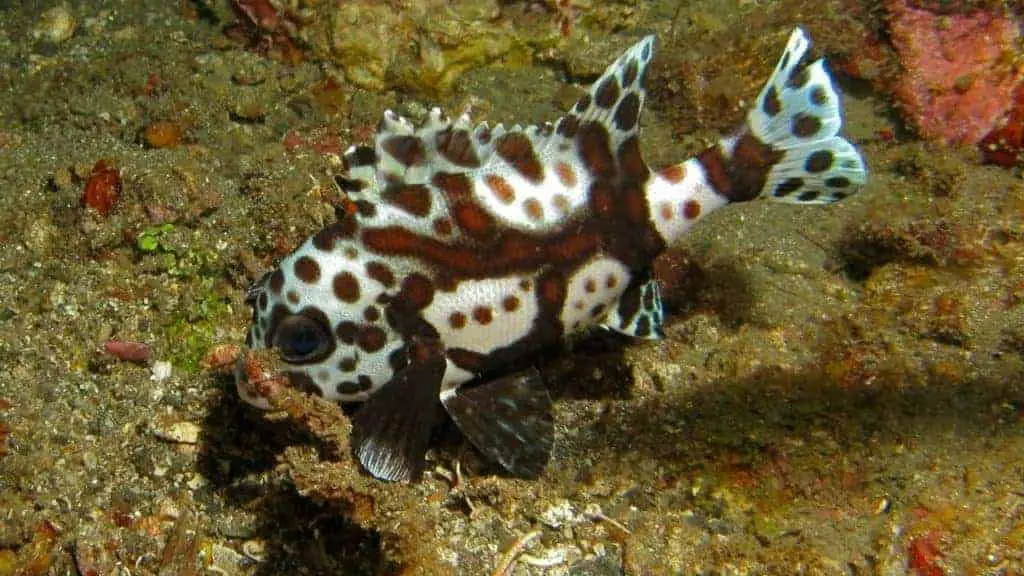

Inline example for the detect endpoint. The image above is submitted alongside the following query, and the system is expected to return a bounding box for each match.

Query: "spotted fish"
[235,28,867,482]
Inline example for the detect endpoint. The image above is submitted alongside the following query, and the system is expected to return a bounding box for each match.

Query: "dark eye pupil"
[275,315,329,362]
[286,325,320,356]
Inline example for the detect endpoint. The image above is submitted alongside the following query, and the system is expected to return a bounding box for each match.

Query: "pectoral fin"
[442,368,553,478]
[351,350,446,482]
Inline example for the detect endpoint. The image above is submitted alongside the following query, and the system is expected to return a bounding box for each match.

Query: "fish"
[234,27,867,482]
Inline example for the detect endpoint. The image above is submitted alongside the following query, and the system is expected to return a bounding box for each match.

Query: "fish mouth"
[233,348,288,411]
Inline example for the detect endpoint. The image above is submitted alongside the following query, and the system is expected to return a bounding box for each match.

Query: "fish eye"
[273,314,332,363]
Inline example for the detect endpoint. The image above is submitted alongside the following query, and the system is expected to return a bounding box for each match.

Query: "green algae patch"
[161,280,234,374]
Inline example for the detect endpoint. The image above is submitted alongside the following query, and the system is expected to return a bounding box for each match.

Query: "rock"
[888,0,1022,145]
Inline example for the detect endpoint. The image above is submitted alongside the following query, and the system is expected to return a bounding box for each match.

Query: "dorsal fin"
[333,36,659,232]
[559,35,655,154]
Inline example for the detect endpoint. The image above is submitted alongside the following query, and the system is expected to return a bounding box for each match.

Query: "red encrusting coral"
[978,82,1024,166]
[887,1,1022,146]
[907,531,945,576]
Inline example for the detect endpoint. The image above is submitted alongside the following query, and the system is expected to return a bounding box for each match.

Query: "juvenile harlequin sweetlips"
[235,28,867,482]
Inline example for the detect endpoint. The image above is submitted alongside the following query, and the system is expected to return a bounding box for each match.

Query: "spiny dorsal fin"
[334,35,660,232]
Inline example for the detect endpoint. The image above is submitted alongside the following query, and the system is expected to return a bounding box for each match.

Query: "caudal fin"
[747,27,867,203]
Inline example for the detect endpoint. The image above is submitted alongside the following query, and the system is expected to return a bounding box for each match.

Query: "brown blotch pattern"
[584,278,596,293]
[552,194,571,214]
[606,274,618,289]
[354,200,377,218]
[557,115,580,139]
[335,176,367,194]
[495,133,544,184]
[523,198,544,222]
[336,321,358,344]
[825,176,851,188]
[554,162,577,188]
[365,261,395,288]
[774,177,804,197]
[449,311,466,329]
[287,290,300,305]
[340,357,357,372]
[622,59,638,87]
[659,163,686,184]
[384,183,432,217]
[810,86,828,106]
[594,77,621,109]
[617,136,647,181]
[472,306,493,325]
[589,181,614,216]
[398,273,435,310]
[578,122,616,180]
[699,133,784,202]
[293,256,321,284]
[452,203,496,240]
[333,271,360,303]
[762,85,782,117]
[659,202,674,221]
[791,114,822,138]
[269,269,285,295]
[502,295,520,312]
[436,128,480,168]
[574,94,592,113]
[336,380,361,395]
[683,199,702,220]
[484,174,516,204]
[805,150,834,173]
[433,218,453,236]
[312,219,357,251]
[356,325,388,352]
[613,92,640,132]
[787,68,810,89]
[538,275,564,306]
[432,172,473,201]
[344,145,376,168]
[383,135,426,167]
[363,306,380,322]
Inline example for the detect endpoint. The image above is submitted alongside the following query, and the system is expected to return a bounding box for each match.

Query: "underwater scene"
[0,0,1022,574]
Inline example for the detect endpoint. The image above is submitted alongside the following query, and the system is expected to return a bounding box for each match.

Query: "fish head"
[236,255,347,409]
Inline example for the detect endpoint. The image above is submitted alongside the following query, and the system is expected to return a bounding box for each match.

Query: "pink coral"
[888,1,1022,145]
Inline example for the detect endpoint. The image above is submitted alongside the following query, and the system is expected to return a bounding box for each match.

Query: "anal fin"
[351,350,446,482]
[602,275,664,339]
[442,368,554,478]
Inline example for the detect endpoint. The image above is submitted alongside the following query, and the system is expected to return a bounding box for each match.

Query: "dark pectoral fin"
[351,353,446,482]
[442,368,554,478]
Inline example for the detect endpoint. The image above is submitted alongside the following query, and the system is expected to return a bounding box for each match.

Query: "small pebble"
[152,421,201,444]
[104,340,150,363]
[150,361,172,382]
[33,5,76,44]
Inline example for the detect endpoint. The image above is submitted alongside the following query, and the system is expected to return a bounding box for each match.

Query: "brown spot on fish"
[294,256,320,284]
[496,132,544,184]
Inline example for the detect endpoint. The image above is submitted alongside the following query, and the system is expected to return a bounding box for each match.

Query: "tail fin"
[745,28,866,203]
